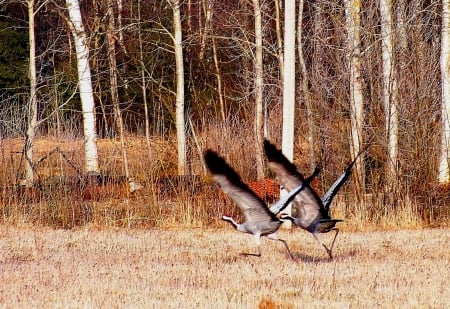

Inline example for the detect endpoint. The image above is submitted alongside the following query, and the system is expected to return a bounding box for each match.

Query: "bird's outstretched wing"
[263,140,328,221]
[269,165,321,214]
[204,150,276,223]
[321,143,371,211]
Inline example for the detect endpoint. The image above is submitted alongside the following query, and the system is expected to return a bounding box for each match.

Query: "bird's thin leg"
[279,239,296,261]
[241,234,262,257]
[313,232,333,259]
[327,228,340,257]
[242,249,262,257]
[267,233,296,261]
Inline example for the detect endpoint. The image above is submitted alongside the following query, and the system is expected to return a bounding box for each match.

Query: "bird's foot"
[240,252,261,257]
[326,248,333,260]
[322,244,333,260]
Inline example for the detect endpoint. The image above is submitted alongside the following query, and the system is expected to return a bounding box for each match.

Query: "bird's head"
[279,213,294,222]
[222,214,232,221]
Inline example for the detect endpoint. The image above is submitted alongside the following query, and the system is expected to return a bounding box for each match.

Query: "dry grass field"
[1,225,449,308]
[1,136,449,307]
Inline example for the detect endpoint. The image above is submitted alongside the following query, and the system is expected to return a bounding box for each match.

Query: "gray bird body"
[264,140,350,259]
[204,150,311,259]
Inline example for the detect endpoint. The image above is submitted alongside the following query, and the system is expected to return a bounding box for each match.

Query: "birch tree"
[345,0,365,189]
[380,0,399,190]
[282,0,295,163]
[281,0,296,228]
[253,0,265,180]
[22,0,38,187]
[170,0,187,175]
[66,0,100,174]
[439,0,450,183]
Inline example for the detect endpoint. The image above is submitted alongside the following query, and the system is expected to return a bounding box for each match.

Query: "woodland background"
[0,0,449,228]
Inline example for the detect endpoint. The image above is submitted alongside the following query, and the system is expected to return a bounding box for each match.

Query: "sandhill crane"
[263,139,366,259]
[204,150,319,259]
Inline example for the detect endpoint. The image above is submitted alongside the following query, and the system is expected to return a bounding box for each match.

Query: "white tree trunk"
[345,0,365,189]
[281,0,296,228]
[171,0,187,175]
[253,0,264,180]
[380,0,399,190]
[282,0,295,162]
[439,0,450,183]
[23,0,37,188]
[66,0,100,174]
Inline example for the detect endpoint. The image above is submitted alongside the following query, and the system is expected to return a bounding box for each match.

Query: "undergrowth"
[0,134,448,230]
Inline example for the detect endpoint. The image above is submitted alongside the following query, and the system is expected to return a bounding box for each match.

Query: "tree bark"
[171,0,187,175]
[380,0,399,191]
[23,0,38,188]
[253,0,265,180]
[274,0,284,80]
[298,0,315,170]
[208,1,226,121]
[107,0,141,192]
[281,0,296,228]
[439,0,450,183]
[345,0,365,190]
[137,0,152,161]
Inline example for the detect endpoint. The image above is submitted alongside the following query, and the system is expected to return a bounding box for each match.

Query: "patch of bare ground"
[0,226,448,308]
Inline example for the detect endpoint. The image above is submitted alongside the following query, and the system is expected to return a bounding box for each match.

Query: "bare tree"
[395,0,408,68]
[22,0,38,188]
[106,0,141,192]
[66,0,100,174]
[198,0,226,121]
[297,0,315,170]
[169,0,187,175]
[280,0,296,228]
[380,0,399,191]
[274,0,283,80]
[137,0,152,160]
[440,0,450,183]
[345,0,365,189]
[252,0,264,180]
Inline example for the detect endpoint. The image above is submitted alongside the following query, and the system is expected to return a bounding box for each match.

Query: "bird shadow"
[284,249,360,263]
[290,252,331,263]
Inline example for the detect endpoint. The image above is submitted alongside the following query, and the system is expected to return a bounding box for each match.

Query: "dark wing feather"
[321,162,353,211]
[263,140,329,223]
[321,142,371,211]
[269,165,321,214]
[204,150,277,223]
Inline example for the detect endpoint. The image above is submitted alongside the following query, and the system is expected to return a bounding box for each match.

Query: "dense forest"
[0,0,449,227]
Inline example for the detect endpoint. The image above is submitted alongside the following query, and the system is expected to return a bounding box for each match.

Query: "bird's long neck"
[279,214,298,225]
[222,215,246,232]
[222,215,238,228]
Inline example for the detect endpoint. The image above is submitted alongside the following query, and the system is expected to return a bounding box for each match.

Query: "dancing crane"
[263,139,366,259]
[204,150,318,259]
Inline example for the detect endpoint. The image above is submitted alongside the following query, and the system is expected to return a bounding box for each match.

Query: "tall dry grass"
[0,226,449,307]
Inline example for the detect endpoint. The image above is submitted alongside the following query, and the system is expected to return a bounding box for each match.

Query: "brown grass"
[1,135,449,230]
[0,226,449,307]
